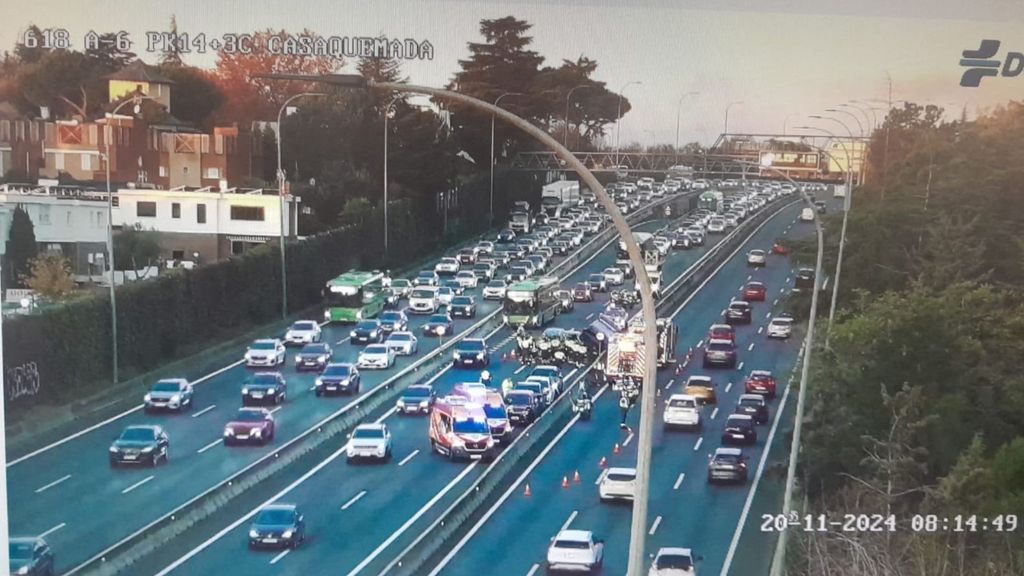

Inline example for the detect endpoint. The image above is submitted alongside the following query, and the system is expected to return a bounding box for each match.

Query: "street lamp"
[614,81,642,166]
[564,84,594,148]
[491,92,522,227]
[276,92,325,320]
[840,103,874,135]
[383,95,402,260]
[253,72,658,576]
[723,100,743,138]
[674,91,699,152]
[103,94,156,385]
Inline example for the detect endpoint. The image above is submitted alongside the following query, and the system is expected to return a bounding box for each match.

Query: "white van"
[800,207,815,222]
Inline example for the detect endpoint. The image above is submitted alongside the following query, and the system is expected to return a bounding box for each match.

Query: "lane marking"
[565,368,579,381]
[268,406,282,415]
[560,510,579,532]
[121,475,155,495]
[725,382,733,393]
[623,432,635,447]
[340,490,367,510]
[711,408,719,420]
[673,473,685,490]
[649,515,663,535]
[514,365,527,374]
[773,298,779,306]
[585,313,595,320]
[398,450,420,467]
[664,378,675,390]
[748,343,755,351]
[39,522,66,538]
[8,359,245,467]
[765,311,772,319]
[527,564,540,576]
[746,274,752,281]
[191,405,216,418]
[35,474,72,494]
[693,437,703,451]
[737,362,745,371]
[757,326,764,335]
[738,285,744,291]
[269,549,290,565]
[697,339,705,348]
[197,439,222,454]
[595,468,608,486]
[335,336,352,345]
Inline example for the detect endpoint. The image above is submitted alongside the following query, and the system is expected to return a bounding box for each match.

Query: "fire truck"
[428,396,497,461]
[603,317,678,387]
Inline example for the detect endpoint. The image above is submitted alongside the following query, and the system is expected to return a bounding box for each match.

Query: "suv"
[242,372,288,405]
[109,425,169,467]
[449,295,477,319]
[736,394,769,424]
[547,530,605,574]
[408,287,439,314]
[414,270,440,286]
[505,390,541,424]
[703,339,737,369]
[725,300,752,325]
[315,363,360,396]
[347,423,392,462]
[707,447,748,484]
[244,339,286,368]
[598,467,637,502]
[663,394,702,430]
[721,414,757,445]
[650,547,701,576]
[453,338,489,368]
[350,320,384,344]
[435,257,461,276]
[744,370,777,398]
[143,378,194,412]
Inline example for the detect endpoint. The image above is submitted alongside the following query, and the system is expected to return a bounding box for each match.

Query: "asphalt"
[149,203,747,575]
[433,198,836,576]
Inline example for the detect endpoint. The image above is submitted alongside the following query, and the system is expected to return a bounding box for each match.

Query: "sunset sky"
[4,0,1022,146]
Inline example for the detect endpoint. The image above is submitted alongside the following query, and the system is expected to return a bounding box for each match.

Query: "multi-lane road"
[9,187,832,575]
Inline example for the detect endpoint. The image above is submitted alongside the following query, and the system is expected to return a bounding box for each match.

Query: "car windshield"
[554,540,591,550]
[120,427,155,441]
[324,365,352,376]
[575,283,588,290]
[459,340,485,351]
[728,417,751,429]
[487,281,505,288]
[474,264,490,270]
[404,387,431,399]
[365,345,388,354]
[589,274,603,281]
[429,315,449,324]
[292,322,316,331]
[453,297,473,306]
[655,554,693,570]
[356,321,378,331]
[411,289,435,299]
[438,288,453,295]
[353,427,384,439]
[301,344,328,354]
[740,397,763,407]
[235,410,266,422]
[607,472,636,482]
[708,341,733,352]
[392,280,411,288]
[453,418,490,434]
[483,404,506,418]
[687,378,712,388]
[772,318,793,326]
[669,398,696,408]
[152,381,181,392]
[8,542,33,560]
[255,508,295,526]
[251,374,280,385]
[388,333,412,342]
[251,341,276,350]
[508,393,532,406]
[381,312,403,321]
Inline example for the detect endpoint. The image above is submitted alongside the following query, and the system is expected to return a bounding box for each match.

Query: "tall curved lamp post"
[674,92,699,155]
[564,84,594,148]
[490,92,522,227]
[254,72,660,575]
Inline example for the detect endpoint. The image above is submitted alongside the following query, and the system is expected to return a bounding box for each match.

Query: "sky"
[3,0,1023,146]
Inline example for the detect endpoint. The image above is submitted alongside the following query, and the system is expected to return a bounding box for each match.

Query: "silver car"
[144,378,194,412]
[385,331,419,356]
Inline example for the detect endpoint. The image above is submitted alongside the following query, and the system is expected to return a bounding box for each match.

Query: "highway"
[431,198,831,576]
[146,199,761,575]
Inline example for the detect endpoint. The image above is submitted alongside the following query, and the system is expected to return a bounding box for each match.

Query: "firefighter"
[480,370,492,387]
[501,377,514,397]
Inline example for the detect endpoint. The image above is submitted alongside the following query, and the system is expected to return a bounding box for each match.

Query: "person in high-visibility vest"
[501,377,514,398]
[619,389,631,429]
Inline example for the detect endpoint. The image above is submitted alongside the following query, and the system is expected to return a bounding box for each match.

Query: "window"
[197,203,207,224]
[159,166,167,177]
[230,206,264,221]
[81,154,92,171]
[137,201,157,218]
[171,250,184,261]
[54,153,65,170]
[206,167,220,179]
[171,202,181,219]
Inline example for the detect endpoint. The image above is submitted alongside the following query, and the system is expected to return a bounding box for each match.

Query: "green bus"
[698,190,723,213]
[502,276,561,328]
[323,270,387,323]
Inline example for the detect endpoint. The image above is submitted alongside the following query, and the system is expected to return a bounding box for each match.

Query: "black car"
[703,339,737,369]
[707,447,749,484]
[725,301,752,325]
[294,342,333,372]
[396,384,436,415]
[423,313,455,336]
[721,414,758,445]
[453,338,489,368]
[8,537,55,576]
[550,240,570,255]
[794,268,816,292]
[736,394,770,424]
[109,425,169,467]
[350,319,384,344]
[472,263,494,280]
[497,228,516,243]
[672,233,692,249]
[458,248,478,265]
[505,390,540,424]
[315,363,360,396]
[815,200,827,214]
[242,372,288,405]
[450,295,477,319]
[379,310,409,333]
[572,282,593,302]
[248,504,306,550]
[504,267,529,283]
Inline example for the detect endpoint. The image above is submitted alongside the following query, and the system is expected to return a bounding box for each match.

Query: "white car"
[435,257,461,275]
[547,530,605,573]
[408,287,439,314]
[767,316,794,338]
[598,467,637,502]
[385,331,418,355]
[602,267,625,286]
[454,271,479,289]
[284,320,321,345]
[476,241,494,255]
[800,207,815,222]
[746,249,767,267]
[436,287,456,306]
[707,218,726,233]
[649,547,700,576]
[346,423,392,462]
[357,344,396,369]
[663,394,702,431]
[482,280,507,300]
[244,339,286,367]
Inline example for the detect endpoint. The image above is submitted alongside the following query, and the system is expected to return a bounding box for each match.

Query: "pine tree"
[6,205,37,288]
[160,16,184,66]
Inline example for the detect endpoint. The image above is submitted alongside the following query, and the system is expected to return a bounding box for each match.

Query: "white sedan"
[385,331,419,356]
[454,271,479,289]
[357,344,396,369]
[284,321,321,345]
[602,267,625,286]
[435,257,461,275]
[244,339,286,367]
[747,249,767,267]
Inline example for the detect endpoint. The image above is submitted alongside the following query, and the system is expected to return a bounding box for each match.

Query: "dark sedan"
[572,282,593,302]
[224,407,276,445]
[350,320,384,344]
[396,384,436,415]
[242,372,288,405]
[588,273,607,292]
[379,310,409,333]
[707,447,749,484]
[8,537,54,576]
[721,414,758,446]
[725,300,752,325]
[453,338,489,368]
[736,394,770,425]
[315,363,360,396]
[423,313,455,336]
[109,425,169,467]
[449,295,477,319]
[294,343,333,372]
[248,504,306,550]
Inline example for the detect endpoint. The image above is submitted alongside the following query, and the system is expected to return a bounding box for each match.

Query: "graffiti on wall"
[6,361,41,402]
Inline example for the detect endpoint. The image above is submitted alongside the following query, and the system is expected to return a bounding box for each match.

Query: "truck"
[603,317,678,384]
[510,209,532,234]
[698,190,724,213]
[615,232,654,279]
[833,183,847,198]
[542,180,581,206]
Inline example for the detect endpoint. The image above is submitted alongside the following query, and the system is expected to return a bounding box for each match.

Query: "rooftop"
[104,60,175,84]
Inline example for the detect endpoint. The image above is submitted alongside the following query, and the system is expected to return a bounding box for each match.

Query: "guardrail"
[74,192,695,575]
[380,194,799,575]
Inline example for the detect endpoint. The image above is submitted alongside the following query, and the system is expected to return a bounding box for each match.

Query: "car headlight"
[295,355,302,363]
[249,529,259,538]
[453,351,459,359]
[324,310,331,320]
[144,393,151,402]
[17,566,29,575]
[141,446,154,453]
[436,327,444,335]
[451,437,465,448]
[477,352,484,359]
[318,355,327,362]
[371,330,378,337]
[171,394,181,403]
[350,331,357,338]
[224,427,235,436]
[282,529,294,539]
[252,428,262,437]
[356,310,363,320]
[109,446,119,453]
[377,446,386,455]
[419,400,429,407]
[397,399,406,407]
[486,437,495,448]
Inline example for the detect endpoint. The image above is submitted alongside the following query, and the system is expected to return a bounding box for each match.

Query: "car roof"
[557,529,593,541]
[750,370,773,376]
[714,447,743,457]
[254,338,279,344]
[261,503,297,513]
[747,281,765,287]
[355,423,385,430]
[728,413,754,421]
[606,467,637,475]
[687,375,712,382]
[325,362,355,369]
[656,547,693,557]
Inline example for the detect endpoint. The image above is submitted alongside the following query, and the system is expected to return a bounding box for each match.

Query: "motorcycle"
[572,396,593,420]
[611,289,640,309]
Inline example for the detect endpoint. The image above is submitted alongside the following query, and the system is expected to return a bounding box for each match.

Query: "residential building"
[0,103,46,179]
[105,60,174,111]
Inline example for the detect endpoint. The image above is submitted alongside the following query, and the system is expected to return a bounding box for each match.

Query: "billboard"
[758,151,821,172]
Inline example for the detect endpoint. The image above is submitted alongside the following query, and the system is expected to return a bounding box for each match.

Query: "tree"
[21,253,74,299]
[160,16,185,66]
[6,205,37,288]
[533,56,628,148]
[113,224,162,278]
[84,33,136,71]
[16,49,101,117]
[157,64,224,127]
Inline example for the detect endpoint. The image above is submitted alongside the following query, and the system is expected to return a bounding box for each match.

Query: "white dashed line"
[268,406,282,415]
[269,549,290,565]
[560,510,579,532]
[565,368,579,380]
[35,474,72,493]
[693,437,703,451]
[526,564,540,576]
[586,313,595,320]
[697,339,705,348]
[711,408,719,420]
[748,343,755,351]
[197,439,222,454]
[341,490,367,510]
[121,475,155,494]
[738,285,744,291]
[773,298,779,306]
[191,405,216,418]
[623,432,635,447]
[398,450,420,466]
[649,515,663,535]
[335,336,352,345]
[757,326,764,335]
[39,522,66,538]
[664,378,675,390]
[595,469,608,485]
[514,365,527,374]
[737,361,745,371]
[765,312,772,319]
[725,382,733,393]
[673,473,685,490]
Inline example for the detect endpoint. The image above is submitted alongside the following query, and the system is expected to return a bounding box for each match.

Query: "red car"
[772,243,788,255]
[708,323,736,344]
[744,370,777,398]
[743,282,767,302]
[224,407,276,445]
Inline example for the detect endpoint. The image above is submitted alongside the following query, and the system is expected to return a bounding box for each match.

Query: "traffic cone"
[562,475,570,489]
[573,470,581,483]
[524,483,532,497]
[509,349,517,360]
[598,456,607,468]
[613,443,621,454]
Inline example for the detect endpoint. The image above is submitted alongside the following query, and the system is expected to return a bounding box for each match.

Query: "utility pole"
[0,261,9,573]
[882,74,893,201]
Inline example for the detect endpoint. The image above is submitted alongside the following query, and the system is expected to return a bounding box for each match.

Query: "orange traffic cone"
[524,483,532,497]
[613,443,621,454]
[675,364,682,375]
[561,476,570,489]
[598,456,607,468]
[573,470,581,483]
